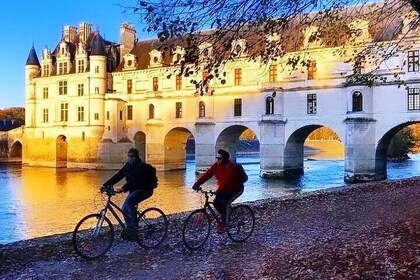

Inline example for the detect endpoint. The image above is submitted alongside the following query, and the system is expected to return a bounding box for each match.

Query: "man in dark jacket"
[102,148,157,239]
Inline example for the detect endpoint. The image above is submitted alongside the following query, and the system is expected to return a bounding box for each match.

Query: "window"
[127,79,132,94]
[119,110,123,121]
[307,94,317,114]
[307,60,317,80]
[43,65,50,76]
[149,104,155,119]
[407,88,420,110]
[127,105,133,120]
[77,84,84,96]
[43,109,49,123]
[355,56,365,74]
[176,75,182,90]
[269,65,277,82]
[94,113,99,120]
[82,132,85,141]
[95,87,99,94]
[95,66,99,73]
[234,68,242,86]
[60,103,68,121]
[58,63,63,75]
[408,50,419,72]
[106,111,110,120]
[153,77,159,91]
[234,98,242,116]
[77,60,85,73]
[352,91,363,112]
[63,62,67,74]
[265,96,274,114]
[77,106,85,122]
[43,87,49,99]
[199,101,206,117]
[58,81,67,95]
[176,102,182,118]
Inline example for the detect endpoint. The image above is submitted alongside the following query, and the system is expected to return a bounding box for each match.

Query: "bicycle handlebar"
[197,188,216,196]
[100,185,116,196]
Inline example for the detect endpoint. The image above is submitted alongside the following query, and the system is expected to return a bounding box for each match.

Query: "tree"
[120,0,420,91]
[0,107,25,125]
[387,126,417,158]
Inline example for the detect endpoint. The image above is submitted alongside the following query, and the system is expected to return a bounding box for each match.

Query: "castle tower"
[25,46,40,127]
[89,32,107,127]
[119,22,136,61]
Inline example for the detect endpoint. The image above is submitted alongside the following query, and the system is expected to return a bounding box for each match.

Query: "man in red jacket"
[192,149,246,233]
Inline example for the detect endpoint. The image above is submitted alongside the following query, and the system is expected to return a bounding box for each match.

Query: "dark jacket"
[103,159,157,192]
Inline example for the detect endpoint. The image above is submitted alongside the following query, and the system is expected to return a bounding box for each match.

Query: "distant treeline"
[0,107,25,125]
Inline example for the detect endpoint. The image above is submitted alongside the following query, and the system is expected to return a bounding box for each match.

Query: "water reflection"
[0,153,419,244]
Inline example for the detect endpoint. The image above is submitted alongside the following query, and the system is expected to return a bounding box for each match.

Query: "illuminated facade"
[24,11,420,181]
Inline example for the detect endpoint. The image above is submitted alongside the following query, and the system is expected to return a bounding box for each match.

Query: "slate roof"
[25,46,40,66]
[0,119,20,131]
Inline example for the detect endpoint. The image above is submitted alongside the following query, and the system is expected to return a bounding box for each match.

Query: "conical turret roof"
[25,46,40,66]
[89,32,106,56]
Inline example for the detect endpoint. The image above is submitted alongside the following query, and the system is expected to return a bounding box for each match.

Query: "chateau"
[23,7,420,181]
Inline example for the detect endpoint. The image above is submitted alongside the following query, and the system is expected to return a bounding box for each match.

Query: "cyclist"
[192,149,247,233]
[101,148,158,240]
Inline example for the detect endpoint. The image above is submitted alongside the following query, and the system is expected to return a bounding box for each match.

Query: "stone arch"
[9,140,22,159]
[375,121,419,180]
[164,127,193,170]
[216,125,259,162]
[56,135,67,168]
[133,131,146,161]
[284,125,343,175]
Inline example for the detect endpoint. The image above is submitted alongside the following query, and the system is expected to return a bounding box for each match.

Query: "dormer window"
[232,39,246,57]
[348,20,371,43]
[123,54,137,70]
[172,46,185,64]
[199,42,212,60]
[149,49,162,66]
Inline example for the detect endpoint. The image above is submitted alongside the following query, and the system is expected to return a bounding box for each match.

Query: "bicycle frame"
[200,190,223,225]
[97,193,139,232]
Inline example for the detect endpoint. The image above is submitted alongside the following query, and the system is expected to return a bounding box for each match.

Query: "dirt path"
[1,178,419,279]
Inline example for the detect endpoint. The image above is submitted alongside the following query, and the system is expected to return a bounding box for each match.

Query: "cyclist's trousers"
[214,188,243,225]
[123,189,153,229]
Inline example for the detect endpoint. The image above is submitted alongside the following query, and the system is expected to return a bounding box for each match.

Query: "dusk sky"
[0,0,150,109]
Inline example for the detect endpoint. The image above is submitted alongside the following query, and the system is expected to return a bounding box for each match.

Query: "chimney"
[63,25,78,42]
[120,22,136,60]
[79,22,92,44]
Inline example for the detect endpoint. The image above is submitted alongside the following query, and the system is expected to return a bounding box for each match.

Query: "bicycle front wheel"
[72,213,114,259]
[136,207,168,249]
[227,205,255,242]
[182,209,211,250]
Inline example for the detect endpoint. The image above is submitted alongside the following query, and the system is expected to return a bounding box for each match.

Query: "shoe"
[216,223,226,234]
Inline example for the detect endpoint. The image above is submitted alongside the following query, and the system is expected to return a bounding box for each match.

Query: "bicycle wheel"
[136,207,168,249]
[227,205,255,242]
[182,209,211,250]
[72,213,114,259]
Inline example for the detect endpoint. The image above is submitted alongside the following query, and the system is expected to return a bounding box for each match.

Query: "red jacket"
[195,161,244,193]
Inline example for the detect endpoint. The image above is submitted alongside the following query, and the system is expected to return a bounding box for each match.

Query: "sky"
[0,0,150,109]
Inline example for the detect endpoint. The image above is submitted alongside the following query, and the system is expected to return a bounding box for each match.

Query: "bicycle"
[72,186,168,259]
[182,188,255,250]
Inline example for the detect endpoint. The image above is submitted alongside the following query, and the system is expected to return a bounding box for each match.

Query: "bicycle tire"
[136,207,168,249]
[227,205,255,242]
[182,209,211,250]
[72,213,114,259]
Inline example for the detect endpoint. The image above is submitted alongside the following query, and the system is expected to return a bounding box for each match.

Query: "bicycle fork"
[92,210,107,237]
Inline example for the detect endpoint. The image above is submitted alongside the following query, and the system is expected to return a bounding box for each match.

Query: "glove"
[100,184,112,192]
[192,183,201,192]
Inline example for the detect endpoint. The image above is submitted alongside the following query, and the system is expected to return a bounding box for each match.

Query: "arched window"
[199,101,206,117]
[265,96,274,114]
[352,91,363,112]
[149,104,155,119]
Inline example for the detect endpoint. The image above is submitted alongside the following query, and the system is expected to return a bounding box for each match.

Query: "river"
[1,153,419,244]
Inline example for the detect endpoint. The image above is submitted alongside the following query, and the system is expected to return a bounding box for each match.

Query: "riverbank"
[1,177,419,279]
